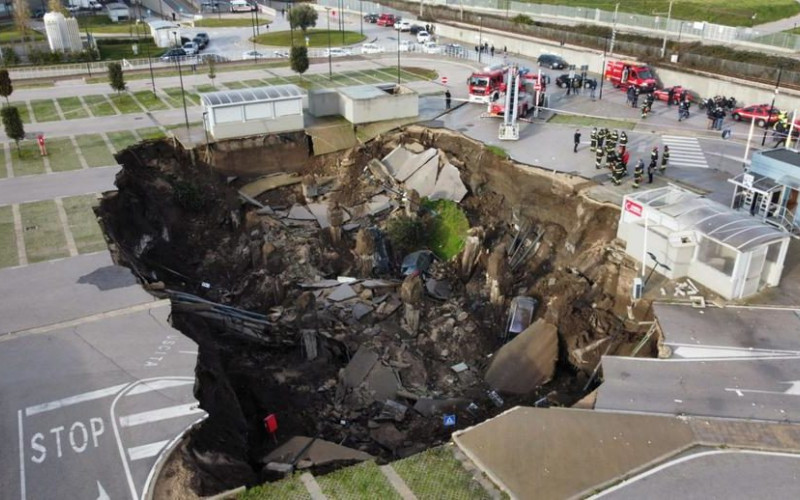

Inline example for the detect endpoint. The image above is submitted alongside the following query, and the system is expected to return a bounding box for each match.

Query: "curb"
[143,416,207,500]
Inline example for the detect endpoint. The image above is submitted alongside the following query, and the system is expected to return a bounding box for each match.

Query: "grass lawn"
[77,15,144,35]
[57,97,91,120]
[252,29,365,47]
[83,95,118,117]
[423,199,469,260]
[10,142,45,176]
[549,113,636,130]
[221,80,248,89]
[109,93,145,114]
[195,83,219,93]
[137,127,166,141]
[404,67,438,80]
[486,144,509,159]
[0,205,17,269]
[0,25,44,43]
[393,446,492,499]
[163,87,200,105]
[517,0,800,27]
[75,134,116,167]
[62,195,106,254]
[132,90,169,111]
[84,61,289,83]
[97,39,165,61]
[316,461,401,500]
[9,102,31,124]
[107,131,139,152]
[19,200,69,264]
[238,473,311,500]
[242,78,269,87]
[30,99,60,122]
[16,81,55,90]
[195,18,270,28]
[46,138,83,172]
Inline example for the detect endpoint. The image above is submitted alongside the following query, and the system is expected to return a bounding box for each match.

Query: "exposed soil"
[98,127,650,496]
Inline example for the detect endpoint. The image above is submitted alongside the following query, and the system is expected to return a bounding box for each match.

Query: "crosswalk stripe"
[662,136,708,168]
[119,403,204,428]
[125,379,194,396]
[127,440,169,461]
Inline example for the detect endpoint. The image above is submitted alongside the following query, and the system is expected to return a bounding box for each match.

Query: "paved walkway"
[753,1,800,33]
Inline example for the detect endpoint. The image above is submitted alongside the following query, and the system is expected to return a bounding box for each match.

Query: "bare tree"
[12,0,31,39]
[48,0,67,16]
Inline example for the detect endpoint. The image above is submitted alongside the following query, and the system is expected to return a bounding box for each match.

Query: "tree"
[1,106,25,155]
[0,69,12,105]
[12,0,31,39]
[48,0,67,16]
[207,57,217,89]
[290,46,309,76]
[107,62,126,94]
[288,4,318,34]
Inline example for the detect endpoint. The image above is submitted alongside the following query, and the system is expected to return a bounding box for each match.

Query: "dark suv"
[160,48,187,61]
[364,13,379,23]
[537,54,567,69]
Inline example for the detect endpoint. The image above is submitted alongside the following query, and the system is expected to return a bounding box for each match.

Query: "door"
[741,246,767,298]
[787,188,799,214]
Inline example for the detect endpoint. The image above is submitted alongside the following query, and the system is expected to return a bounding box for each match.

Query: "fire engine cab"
[467,65,507,103]
[487,68,545,118]
[604,60,656,93]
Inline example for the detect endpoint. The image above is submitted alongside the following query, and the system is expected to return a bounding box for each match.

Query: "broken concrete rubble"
[485,319,559,395]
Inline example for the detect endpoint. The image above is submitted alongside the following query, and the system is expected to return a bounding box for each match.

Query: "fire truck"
[604,60,656,93]
[487,68,545,118]
[467,64,507,103]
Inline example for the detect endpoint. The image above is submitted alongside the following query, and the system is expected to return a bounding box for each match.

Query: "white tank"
[44,11,83,53]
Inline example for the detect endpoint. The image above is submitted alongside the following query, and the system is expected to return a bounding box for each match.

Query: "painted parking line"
[127,440,170,461]
[125,379,194,396]
[25,383,129,417]
[118,403,203,428]
[662,135,708,168]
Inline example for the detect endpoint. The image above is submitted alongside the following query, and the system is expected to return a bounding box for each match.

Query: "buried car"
[503,296,538,343]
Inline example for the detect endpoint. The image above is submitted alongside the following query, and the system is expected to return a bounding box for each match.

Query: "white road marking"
[662,135,708,168]
[125,379,193,396]
[126,440,169,461]
[178,350,198,355]
[25,383,129,417]
[590,449,800,498]
[672,346,800,359]
[118,403,204,428]
[724,380,800,397]
[18,410,26,500]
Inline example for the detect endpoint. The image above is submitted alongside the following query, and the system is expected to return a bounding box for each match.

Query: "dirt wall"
[210,132,311,177]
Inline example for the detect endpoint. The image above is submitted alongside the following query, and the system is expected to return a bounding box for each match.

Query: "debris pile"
[99,127,646,495]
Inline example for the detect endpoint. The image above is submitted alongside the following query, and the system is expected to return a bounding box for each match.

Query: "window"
[696,236,737,276]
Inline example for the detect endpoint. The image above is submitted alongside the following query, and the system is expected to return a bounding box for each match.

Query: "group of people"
[475,42,498,57]
[579,127,670,188]
[565,77,598,99]
[706,105,727,130]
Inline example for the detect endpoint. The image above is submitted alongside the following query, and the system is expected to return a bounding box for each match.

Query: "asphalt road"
[0,166,119,206]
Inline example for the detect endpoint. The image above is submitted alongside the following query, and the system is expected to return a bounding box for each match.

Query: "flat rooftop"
[760,148,800,167]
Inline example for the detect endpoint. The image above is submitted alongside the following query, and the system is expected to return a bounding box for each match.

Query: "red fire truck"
[487,68,545,118]
[467,65,507,103]
[604,60,656,93]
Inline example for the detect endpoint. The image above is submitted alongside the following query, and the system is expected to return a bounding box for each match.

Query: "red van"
[377,13,396,27]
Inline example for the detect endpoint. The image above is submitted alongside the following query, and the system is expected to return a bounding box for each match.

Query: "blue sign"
[443,414,456,427]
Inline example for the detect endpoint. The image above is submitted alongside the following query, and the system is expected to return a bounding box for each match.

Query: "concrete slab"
[327,284,357,302]
[384,146,439,182]
[452,407,695,500]
[287,204,316,221]
[404,158,438,198]
[306,202,351,229]
[263,436,372,466]
[342,346,379,389]
[430,162,468,202]
[239,173,302,199]
[484,320,558,395]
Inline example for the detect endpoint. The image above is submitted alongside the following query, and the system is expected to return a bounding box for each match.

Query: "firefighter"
[641,101,649,119]
[597,127,607,150]
[606,150,617,172]
[648,158,657,183]
[660,145,670,173]
[595,147,604,169]
[590,127,598,152]
[650,146,659,167]
[619,131,628,155]
[633,159,644,188]
[608,129,619,150]
[612,156,625,186]
[605,135,615,158]
[573,129,581,153]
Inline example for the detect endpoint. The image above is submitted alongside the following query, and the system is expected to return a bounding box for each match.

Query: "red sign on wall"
[264,414,278,433]
[624,199,643,217]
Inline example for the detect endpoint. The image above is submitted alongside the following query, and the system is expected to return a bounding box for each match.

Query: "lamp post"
[172,31,190,131]
[326,8,332,79]
[659,0,673,59]
[761,66,783,147]
[254,3,260,37]
[598,35,609,100]
[396,27,400,84]
[360,0,363,35]
[339,0,344,44]
[250,7,258,62]
[477,15,482,64]
[133,10,156,95]
[644,252,671,286]
[677,21,685,45]
[289,5,294,47]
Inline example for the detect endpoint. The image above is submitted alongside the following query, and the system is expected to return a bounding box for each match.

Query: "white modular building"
[617,186,791,300]
[148,20,181,48]
[201,85,305,141]
[43,12,82,53]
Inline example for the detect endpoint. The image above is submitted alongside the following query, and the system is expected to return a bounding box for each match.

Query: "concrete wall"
[308,89,342,118]
[210,114,304,140]
[210,132,310,176]
[435,23,800,111]
[342,91,419,124]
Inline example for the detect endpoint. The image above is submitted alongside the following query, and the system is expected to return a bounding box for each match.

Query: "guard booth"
[617,186,791,300]
[729,148,800,235]
[200,85,305,140]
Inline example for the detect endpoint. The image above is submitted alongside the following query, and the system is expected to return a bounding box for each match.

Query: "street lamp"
[644,252,671,286]
[250,6,258,62]
[339,0,344,44]
[477,15,483,64]
[762,66,783,147]
[133,10,156,96]
[598,36,609,100]
[326,8,332,79]
[360,0,363,35]
[172,31,190,131]
[396,28,400,84]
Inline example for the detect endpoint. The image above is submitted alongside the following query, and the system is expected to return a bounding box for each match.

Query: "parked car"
[395,20,412,32]
[361,43,385,54]
[324,47,353,57]
[161,48,187,61]
[443,43,465,56]
[377,13,396,27]
[368,227,393,274]
[198,53,228,63]
[273,50,289,58]
[32,8,45,18]
[409,24,425,34]
[88,1,103,11]
[422,42,441,54]
[416,30,431,43]
[241,50,268,60]
[554,74,596,89]
[182,42,199,56]
[537,53,567,69]
[401,250,435,276]
[653,85,697,103]
[731,104,782,128]
[194,32,210,48]
[364,13,379,23]
[398,40,414,52]
[503,296,538,342]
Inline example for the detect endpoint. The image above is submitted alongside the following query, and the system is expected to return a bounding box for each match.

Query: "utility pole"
[172,32,190,131]
[478,15,483,64]
[326,8,332,79]
[762,66,783,147]
[608,3,619,57]
[660,0,673,59]
[598,36,609,100]
[396,28,400,84]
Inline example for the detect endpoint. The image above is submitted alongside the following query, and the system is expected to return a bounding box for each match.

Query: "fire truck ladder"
[499,67,520,141]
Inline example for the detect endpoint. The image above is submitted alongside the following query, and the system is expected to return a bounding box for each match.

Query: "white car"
[182,42,199,56]
[273,50,289,58]
[394,20,412,32]
[422,42,441,54]
[398,40,414,52]
[324,47,353,57]
[416,31,431,43]
[361,43,385,54]
[241,50,267,60]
